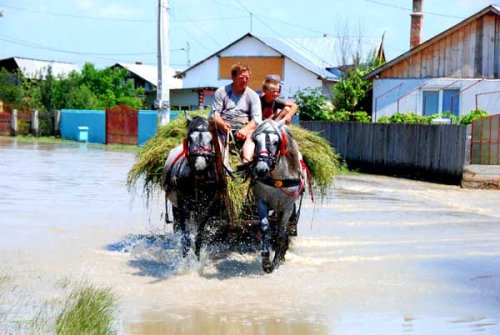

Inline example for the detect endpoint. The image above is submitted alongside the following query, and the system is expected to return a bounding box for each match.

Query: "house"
[110,62,182,110]
[364,5,500,121]
[174,32,348,110]
[0,56,80,78]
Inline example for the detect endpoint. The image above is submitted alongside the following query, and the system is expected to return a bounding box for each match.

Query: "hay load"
[126,112,341,202]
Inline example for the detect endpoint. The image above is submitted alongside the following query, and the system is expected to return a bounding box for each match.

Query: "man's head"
[262,81,281,102]
[231,63,251,94]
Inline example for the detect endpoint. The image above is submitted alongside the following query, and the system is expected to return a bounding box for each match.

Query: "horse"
[250,119,307,273]
[162,115,219,258]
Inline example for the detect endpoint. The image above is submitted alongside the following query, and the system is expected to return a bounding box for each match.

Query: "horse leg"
[258,199,273,273]
[194,212,207,260]
[273,209,293,267]
[172,206,181,233]
[178,201,191,257]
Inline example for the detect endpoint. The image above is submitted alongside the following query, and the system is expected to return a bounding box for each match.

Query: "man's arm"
[276,101,298,124]
[210,87,231,132]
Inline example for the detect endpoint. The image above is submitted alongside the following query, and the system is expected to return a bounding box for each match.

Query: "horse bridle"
[253,127,285,171]
[185,128,215,161]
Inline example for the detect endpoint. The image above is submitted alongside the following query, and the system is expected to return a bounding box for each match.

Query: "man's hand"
[235,127,248,141]
[220,121,232,133]
[214,114,232,133]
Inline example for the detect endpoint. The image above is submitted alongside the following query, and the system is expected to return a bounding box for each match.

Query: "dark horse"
[162,116,219,258]
[250,119,307,273]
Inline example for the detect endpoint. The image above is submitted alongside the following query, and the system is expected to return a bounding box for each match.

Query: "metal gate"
[105,104,138,145]
[471,114,500,164]
[0,112,10,136]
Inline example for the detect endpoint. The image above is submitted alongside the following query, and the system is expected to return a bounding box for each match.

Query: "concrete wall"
[61,109,106,143]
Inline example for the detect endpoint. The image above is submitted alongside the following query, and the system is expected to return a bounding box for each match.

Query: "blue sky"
[0,0,496,70]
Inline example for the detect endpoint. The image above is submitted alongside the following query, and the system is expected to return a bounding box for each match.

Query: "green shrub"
[351,111,371,123]
[377,112,428,124]
[331,109,350,122]
[458,109,489,125]
[294,88,330,121]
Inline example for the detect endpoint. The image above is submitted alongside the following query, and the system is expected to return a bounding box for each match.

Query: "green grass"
[55,285,118,335]
[0,270,119,335]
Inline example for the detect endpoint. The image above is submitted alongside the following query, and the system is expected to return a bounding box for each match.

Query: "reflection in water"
[1,138,500,335]
[127,309,327,335]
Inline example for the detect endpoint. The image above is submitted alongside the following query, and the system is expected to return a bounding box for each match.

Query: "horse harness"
[254,126,305,197]
[171,128,215,169]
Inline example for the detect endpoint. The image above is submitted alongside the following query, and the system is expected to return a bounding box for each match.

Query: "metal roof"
[115,62,182,89]
[1,56,80,78]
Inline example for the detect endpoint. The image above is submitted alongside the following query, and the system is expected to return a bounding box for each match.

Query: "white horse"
[162,116,219,258]
[250,119,307,273]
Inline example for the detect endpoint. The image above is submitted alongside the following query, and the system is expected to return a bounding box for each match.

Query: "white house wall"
[180,35,333,103]
[170,89,198,110]
[372,78,500,121]
[281,58,329,99]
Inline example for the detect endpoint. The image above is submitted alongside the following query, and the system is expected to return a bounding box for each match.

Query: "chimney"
[410,0,423,49]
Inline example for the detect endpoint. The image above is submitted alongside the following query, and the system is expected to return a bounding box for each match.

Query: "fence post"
[52,109,61,136]
[10,109,18,136]
[464,124,472,165]
[31,109,39,136]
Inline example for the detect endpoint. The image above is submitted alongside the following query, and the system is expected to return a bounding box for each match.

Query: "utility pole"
[157,0,170,125]
[185,41,191,67]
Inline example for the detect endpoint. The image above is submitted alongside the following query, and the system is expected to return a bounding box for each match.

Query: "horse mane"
[187,116,209,133]
[281,126,301,174]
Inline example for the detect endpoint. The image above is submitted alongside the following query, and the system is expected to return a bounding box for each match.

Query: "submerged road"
[0,137,499,335]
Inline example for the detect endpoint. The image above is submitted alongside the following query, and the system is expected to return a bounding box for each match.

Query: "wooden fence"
[300,121,469,184]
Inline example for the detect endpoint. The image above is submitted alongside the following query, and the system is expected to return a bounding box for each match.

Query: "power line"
[0,3,153,22]
[0,2,247,23]
[363,0,466,19]
[0,34,184,57]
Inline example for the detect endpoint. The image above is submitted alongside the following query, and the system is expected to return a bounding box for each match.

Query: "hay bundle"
[289,125,340,198]
[126,115,188,198]
[126,114,340,202]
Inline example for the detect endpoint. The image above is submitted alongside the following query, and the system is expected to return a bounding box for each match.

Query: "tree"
[0,69,23,104]
[333,48,385,113]
[79,63,144,109]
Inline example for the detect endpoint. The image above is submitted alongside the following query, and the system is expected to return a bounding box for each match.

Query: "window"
[423,90,439,116]
[442,89,460,116]
[422,89,460,116]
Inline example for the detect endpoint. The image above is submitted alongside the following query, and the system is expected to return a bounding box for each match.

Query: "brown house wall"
[380,13,500,79]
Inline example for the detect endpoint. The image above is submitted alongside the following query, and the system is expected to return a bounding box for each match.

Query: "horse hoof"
[261,252,274,273]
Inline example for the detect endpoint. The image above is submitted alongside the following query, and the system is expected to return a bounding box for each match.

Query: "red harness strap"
[300,159,314,202]
[172,138,188,167]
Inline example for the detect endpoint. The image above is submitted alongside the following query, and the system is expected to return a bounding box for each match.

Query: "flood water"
[1,137,500,335]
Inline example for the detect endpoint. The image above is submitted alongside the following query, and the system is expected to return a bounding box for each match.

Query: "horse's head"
[185,115,214,178]
[252,119,288,178]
